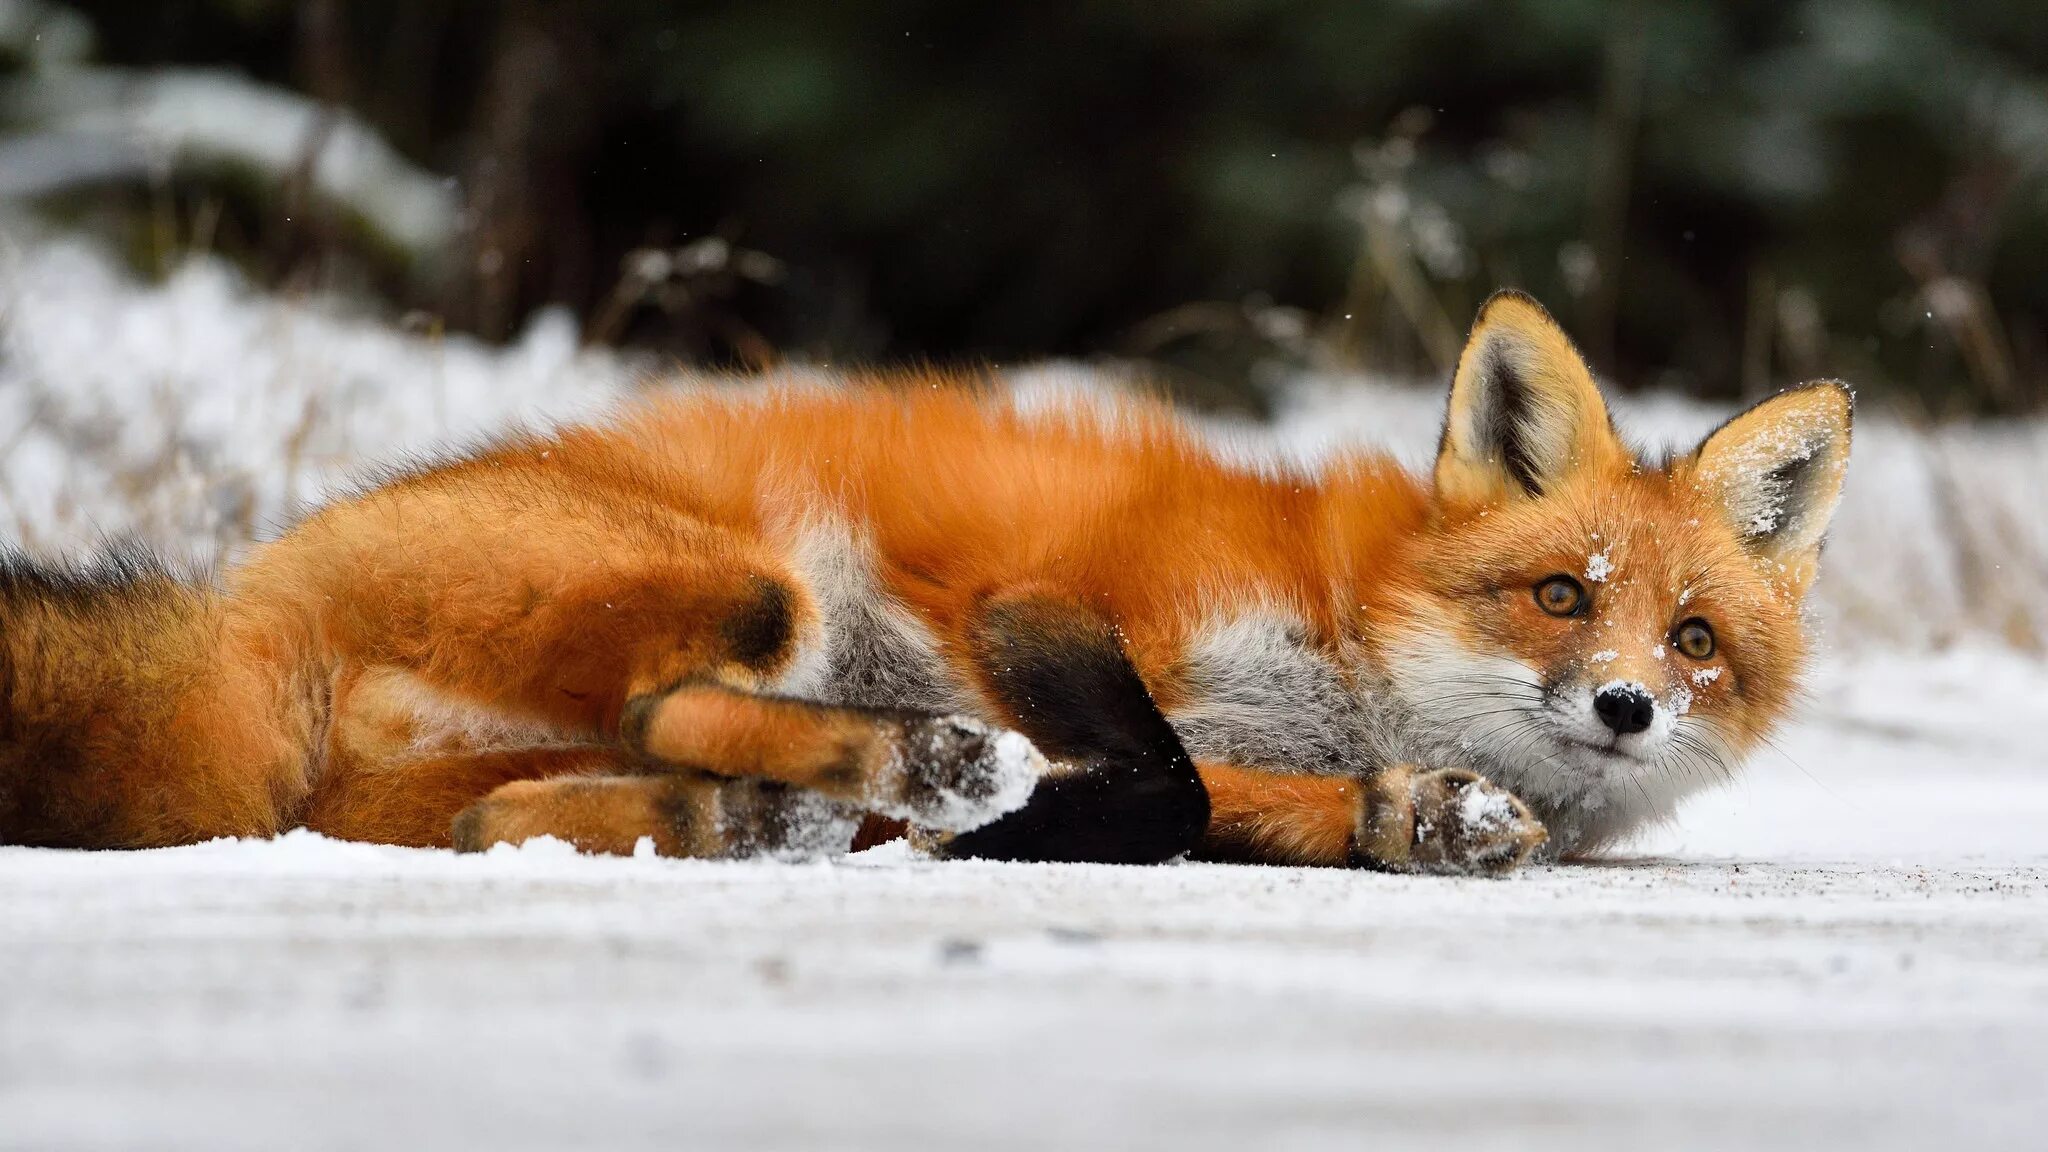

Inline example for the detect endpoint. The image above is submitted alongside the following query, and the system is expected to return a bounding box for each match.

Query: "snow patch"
[1454,782,1517,835]
[4,67,460,253]
[878,718,1045,834]
[0,226,632,560]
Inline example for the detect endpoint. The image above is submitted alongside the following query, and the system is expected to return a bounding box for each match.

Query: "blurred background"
[5,0,2047,416]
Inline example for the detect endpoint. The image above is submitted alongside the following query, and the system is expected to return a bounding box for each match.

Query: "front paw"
[1355,764,1546,876]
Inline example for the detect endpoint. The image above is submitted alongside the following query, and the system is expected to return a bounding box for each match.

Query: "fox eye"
[1533,575,1586,617]
[1674,618,1716,660]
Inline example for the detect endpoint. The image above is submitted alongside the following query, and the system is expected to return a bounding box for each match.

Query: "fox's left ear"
[1688,382,1853,580]
[1435,291,1626,506]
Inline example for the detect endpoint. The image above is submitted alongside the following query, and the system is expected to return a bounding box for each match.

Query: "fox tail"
[0,546,293,848]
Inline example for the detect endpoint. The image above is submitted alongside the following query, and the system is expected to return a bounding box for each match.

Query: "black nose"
[1593,686,1656,736]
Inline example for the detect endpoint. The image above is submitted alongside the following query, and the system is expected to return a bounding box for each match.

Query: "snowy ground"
[3,650,2045,1152]
[2,229,2046,1149]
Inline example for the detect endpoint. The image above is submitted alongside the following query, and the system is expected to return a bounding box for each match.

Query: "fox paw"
[1355,765,1546,876]
[871,714,1045,833]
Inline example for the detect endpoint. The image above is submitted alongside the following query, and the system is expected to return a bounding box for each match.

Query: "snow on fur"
[1584,548,1614,583]
[877,719,1045,834]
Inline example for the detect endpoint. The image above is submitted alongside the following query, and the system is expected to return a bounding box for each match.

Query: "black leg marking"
[720,575,797,669]
[941,596,1208,865]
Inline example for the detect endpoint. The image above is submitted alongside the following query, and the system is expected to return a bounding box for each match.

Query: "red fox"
[0,293,1850,873]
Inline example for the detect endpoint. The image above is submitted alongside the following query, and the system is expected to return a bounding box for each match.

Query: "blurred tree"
[10,0,2047,414]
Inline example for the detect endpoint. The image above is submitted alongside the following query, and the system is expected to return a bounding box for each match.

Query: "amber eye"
[1533,576,1586,617]
[1674,618,1716,660]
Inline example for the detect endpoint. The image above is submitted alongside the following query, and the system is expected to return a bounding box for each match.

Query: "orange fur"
[453,774,716,857]
[1196,763,1362,866]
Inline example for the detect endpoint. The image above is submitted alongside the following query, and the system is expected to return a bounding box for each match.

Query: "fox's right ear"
[1687,382,1853,589]
[1434,291,1625,507]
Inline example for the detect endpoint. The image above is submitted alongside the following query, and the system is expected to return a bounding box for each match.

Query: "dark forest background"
[8,0,2048,416]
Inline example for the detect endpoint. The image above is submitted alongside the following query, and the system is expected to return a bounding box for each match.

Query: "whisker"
[1754,729,1844,803]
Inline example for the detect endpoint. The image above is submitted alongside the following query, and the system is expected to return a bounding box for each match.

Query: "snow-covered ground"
[2,228,2046,1149]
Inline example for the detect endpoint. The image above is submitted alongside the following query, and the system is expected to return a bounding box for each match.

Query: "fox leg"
[301,745,627,848]
[450,775,864,860]
[282,472,1057,852]
[274,478,1017,844]
[1195,761,1547,875]
[619,680,1044,833]
[445,683,1045,856]
[929,594,1212,865]
[256,474,832,738]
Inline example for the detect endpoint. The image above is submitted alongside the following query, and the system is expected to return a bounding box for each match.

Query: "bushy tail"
[0,546,295,848]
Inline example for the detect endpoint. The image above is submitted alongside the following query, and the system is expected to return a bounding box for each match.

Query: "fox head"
[1376,291,1852,853]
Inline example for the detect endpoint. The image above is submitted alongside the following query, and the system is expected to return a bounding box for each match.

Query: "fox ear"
[1689,382,1853,573]
[1434,291,1623,505]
